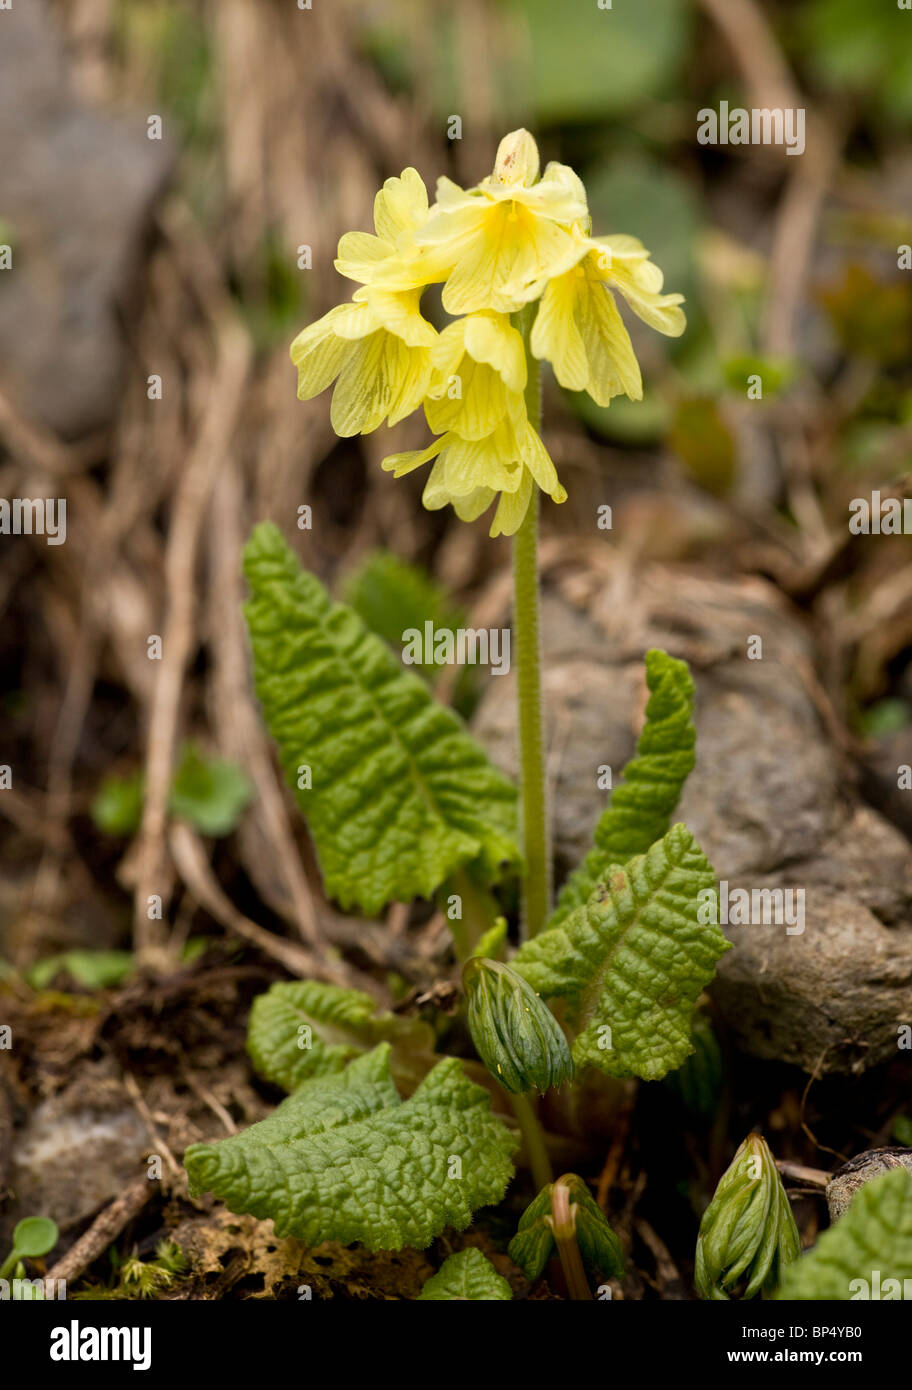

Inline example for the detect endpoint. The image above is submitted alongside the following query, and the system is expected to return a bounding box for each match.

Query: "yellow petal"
[361,287,437,348]
[334,231,391,283]
[608,265,686,337]
[518,421,564,500]
[424,357,512,440]
[462,311,527,394]
[290,305,356,401]
[373,168,429,243]
[530,275,590,393]
[330,330,428,436]
[381,436,444,478]
[577,275,643,404]
[441,204,581,316]
[438,424,524,497]
[489,471,533,538]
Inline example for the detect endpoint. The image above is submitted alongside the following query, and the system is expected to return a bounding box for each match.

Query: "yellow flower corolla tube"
[531,231,686,405]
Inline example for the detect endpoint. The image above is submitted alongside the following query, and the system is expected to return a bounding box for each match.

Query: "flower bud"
[490,129,540,188]
[695,1132,801,1300]
[463,956,572,1095]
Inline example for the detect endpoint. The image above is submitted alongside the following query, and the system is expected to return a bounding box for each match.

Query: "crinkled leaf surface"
[247,979,435,1091]
[514,824,727,1080]
[243,524,518,913]
[418,1247,512,1300]
[550,649,695,928]
[777,1168,912,1301]
[508,1174,624,1283]
[184,1044,517,1252]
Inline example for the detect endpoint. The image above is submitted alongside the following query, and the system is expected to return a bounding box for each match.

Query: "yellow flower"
[382,415,566,539]
[334,167,441,291]
[290,286,436,436]
[531,231,686,406]
[424,311,526,440]
[414,129,589,316]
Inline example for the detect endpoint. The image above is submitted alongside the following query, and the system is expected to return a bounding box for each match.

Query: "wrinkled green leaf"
[508,1173,624,1283]
[550,650,696,928]
[696,1133,800,1300]
[514,824,727,1080]
[777,1168,912,1301]
[243,523,519,914]
[418,1247,512,1301]
[246,979,435,1091]
[184,1044,517,1252]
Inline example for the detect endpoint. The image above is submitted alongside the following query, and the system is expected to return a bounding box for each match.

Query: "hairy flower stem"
[509,1092,553,1193]
[512,305,550,941]
[550,1179,593,1301]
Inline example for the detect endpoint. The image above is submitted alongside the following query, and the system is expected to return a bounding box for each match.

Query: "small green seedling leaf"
[514,824,728,1080]
[27,950,134,992]
[417,1247,512,1300]
[776,1167,912,1301]
[246,979,435,1092]
[184,1044,517,1252]
[91,746,252,839]
[549,649,696,927]
[0,1216,59,1281]
[696,1133,800,1300]
[508,1173,624,1284]
[242,523,519,913]
[169,744,252,836]
[91,770,145,836]
[463,956,572,1095]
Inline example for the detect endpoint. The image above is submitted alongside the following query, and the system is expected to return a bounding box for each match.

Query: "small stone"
[826,1148,912,1222]
[0,1,172,437]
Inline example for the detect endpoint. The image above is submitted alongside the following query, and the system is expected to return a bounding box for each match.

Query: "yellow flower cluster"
[291,131,685,537]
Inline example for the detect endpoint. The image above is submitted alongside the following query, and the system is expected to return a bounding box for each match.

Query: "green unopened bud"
[490,129,540,188]
[463,956,572,1095]
[695,1132,801,1300]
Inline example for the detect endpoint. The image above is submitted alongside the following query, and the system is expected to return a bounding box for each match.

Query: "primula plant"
[183,130,845,1301]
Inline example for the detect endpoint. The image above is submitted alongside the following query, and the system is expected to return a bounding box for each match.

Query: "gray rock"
[826,1148,912,1222]
[2,1061,150,1243]
[473,560,912,1074]
[0,0,171,437]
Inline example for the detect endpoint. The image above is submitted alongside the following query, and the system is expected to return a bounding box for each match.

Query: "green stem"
[509,1092,554,1194]
[512,308,550,940]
